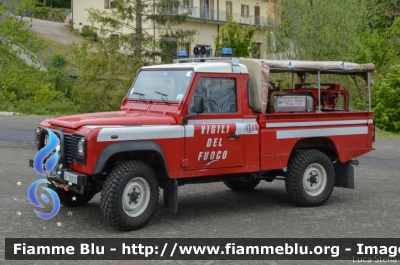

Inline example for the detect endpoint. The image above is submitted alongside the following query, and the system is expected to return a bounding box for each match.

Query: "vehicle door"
[184,74,245,170]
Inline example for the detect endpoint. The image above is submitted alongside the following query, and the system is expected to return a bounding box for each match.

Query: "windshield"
[128,70,193,102]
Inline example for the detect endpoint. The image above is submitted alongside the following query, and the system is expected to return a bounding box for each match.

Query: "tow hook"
[349,159,359,166]
[59,184,70,191]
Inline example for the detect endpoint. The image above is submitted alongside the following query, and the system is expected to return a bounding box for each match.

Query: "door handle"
[227,134,241,139]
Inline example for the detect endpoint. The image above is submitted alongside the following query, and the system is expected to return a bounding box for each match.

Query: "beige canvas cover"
[239,58,270,113]
[243,60,375,72]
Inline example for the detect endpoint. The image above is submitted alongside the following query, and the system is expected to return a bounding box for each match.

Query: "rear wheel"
[100,161,159,231]
[285,149,334,207]
[223,177,260,191]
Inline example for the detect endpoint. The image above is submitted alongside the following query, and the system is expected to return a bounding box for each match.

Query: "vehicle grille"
[35,128,85,165]
[64,133,84,164]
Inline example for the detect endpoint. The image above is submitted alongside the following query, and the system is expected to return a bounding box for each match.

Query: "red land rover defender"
[30,56,375,231]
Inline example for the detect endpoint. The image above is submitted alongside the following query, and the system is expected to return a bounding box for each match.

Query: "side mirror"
[184,96,204,125]
[193,96,204,114]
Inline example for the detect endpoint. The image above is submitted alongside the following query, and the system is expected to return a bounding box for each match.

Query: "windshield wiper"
[131,92,146,101]
[154,91,168,103]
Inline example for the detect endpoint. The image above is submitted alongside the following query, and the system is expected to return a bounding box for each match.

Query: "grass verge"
[376,130,400,140]
[34,32,81,76]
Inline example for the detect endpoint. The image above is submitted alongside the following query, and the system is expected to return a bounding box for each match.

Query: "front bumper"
[29,159,88,185]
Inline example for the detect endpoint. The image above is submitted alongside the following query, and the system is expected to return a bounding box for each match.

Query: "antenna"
[196,20,206,46]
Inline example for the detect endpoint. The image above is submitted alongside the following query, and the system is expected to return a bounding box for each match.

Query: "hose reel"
[321,92,340,109]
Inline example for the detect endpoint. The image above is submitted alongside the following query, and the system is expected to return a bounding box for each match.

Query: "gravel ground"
[23,17,81,44]
[1,138,400,265]
[1,116,399,265]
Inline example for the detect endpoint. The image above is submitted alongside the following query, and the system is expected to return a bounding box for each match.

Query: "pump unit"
[274,94,314,112]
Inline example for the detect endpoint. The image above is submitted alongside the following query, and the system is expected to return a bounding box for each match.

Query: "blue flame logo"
[33,129,59,176]
[28,179,60,219]
[29,129,61,220]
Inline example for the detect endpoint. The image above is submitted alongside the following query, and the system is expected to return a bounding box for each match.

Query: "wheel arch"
[92,141,169,178]
[291,137,338,161]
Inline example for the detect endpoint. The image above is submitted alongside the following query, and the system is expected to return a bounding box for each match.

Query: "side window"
[190,77,237,113]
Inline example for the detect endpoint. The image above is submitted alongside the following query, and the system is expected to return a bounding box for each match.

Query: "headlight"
[44,134,49,146]
[35,128,42,147]
[77,137,86,158]
[36,128,48,148]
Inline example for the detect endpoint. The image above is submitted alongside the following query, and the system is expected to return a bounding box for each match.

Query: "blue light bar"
[221,47,232,57]
[177,50,188,58]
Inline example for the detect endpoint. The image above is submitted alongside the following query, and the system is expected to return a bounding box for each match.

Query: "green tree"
[0,2,42,53]
[367,0,400,31]
[267,0,368,61]
[214,14,256,57]
[360,0,400,73]
[69,39,137,113]
[3,0,38,22]
[37,0,70,8]
[355,1,400,118]
[358,18,400,72]
[372,64,400,132]
[69,0,196,112]
[85,0,195,62]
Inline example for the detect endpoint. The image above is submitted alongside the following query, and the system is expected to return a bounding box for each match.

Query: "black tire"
[100,161,159,231]
[49,184,96,207]
[285,149,335,207]
[223,178,261,191]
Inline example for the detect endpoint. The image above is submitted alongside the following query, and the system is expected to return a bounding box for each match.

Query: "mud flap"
[334,161,354,189]
[163,179,178,212]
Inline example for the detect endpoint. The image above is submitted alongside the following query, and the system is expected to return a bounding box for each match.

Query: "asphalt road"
[1,116,400,265]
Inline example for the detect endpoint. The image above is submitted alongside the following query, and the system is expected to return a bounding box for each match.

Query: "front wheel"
[285,149,335,207]
[100,161,159,231]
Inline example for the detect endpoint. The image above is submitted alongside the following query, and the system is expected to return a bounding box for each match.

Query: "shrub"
[32,8,70,22]
[81,26,98,41]
[372,65,400,133]
[51,53,66,67]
